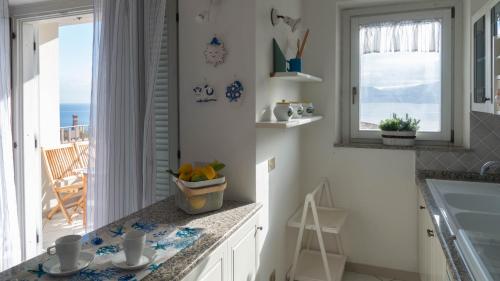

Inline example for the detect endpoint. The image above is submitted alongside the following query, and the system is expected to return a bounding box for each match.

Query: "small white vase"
[273,101,293,121]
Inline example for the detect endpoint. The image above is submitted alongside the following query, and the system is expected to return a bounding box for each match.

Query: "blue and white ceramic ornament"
[225,80,244,102]
[204,36,227,67]
[193,83,216,102]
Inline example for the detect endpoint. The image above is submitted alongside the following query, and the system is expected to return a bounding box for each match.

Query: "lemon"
[202,165,217,180]
[179,172,191,181]
[178,163,193,175]
[189,196,207,209]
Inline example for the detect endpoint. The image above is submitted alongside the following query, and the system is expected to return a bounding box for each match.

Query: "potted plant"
[379,114,420,146]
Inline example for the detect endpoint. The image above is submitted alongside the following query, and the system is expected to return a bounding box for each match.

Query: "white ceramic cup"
[47,235,82,272]
[123,230,146,266]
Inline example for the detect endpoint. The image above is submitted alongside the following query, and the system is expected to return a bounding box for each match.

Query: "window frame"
[350,9,453,141]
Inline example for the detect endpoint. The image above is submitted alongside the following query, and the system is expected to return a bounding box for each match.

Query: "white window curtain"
[360,20,441,54]
[87,0,167,230]
[0,0,22,271]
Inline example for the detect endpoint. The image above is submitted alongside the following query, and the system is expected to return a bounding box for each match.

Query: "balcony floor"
[42,212,86,249]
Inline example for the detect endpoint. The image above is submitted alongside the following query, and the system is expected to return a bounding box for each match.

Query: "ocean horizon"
[60,103,90,128]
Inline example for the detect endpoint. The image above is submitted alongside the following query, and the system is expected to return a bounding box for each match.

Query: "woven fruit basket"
[168,161,227,214]
[174,179,226,214]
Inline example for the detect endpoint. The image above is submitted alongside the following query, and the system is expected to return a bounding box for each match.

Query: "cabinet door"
[474,14,487,104]
[418,192,431,281]
[181,241,227,281]
[227,216,258,281]
[472,6,495,113]
[418,191,449,281]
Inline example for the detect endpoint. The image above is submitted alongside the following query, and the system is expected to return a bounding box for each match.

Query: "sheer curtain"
[360,20,441,54]
[0,0,22,271]
[87,0,167,229]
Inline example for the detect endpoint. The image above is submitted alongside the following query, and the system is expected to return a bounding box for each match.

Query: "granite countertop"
[416,170,500,281]
[0,197,261,281]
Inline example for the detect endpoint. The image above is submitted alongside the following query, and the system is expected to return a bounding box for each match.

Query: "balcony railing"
[60,125,89,143]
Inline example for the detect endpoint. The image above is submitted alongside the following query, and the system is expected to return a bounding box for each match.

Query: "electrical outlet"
[268,157,276,172]
[269,270,276,281]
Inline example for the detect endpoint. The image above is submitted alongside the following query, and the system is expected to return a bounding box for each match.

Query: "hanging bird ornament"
[204,36,227,67]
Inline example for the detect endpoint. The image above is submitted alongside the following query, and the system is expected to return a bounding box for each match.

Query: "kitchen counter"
[416,170,500,281]
[0,197,261,281]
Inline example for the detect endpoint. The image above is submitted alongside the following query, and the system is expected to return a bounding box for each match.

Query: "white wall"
[300,0,421,273]
[38,22,60,215]
[255,1,304,280]
[178,0,256,202]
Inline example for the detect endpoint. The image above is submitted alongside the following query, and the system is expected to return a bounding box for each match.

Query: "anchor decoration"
[225,80,244,102]
[204,36,227,67]
[193,84,217,102]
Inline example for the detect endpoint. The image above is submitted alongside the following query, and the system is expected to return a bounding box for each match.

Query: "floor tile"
[42,212,86,249]
[342,271,401,281]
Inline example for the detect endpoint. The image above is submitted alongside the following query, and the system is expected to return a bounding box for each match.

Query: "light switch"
[268,157,276,172]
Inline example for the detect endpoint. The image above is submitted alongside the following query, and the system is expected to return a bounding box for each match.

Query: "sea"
[60,103,90,127]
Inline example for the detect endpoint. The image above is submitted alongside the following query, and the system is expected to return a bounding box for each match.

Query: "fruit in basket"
[202,166,217,180]
[191,173,208,182]
[169,161,225,182]
[179,173,191,181]
[189,196,207,209]
[209,160,225,172]
[178,163,193,174]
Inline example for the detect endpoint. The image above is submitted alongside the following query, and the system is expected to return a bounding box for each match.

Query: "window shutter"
[154,9,170,201]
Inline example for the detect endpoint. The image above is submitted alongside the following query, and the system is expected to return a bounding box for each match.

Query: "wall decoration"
[225,80,244,102]
[204,36,227,67]
[193,83,217,102]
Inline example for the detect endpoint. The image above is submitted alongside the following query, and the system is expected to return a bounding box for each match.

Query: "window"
[349,9,453,141]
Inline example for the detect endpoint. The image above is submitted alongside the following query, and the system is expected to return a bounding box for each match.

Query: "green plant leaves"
[379,113,420,132]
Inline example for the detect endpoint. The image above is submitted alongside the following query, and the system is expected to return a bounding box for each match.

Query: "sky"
[59,22,93,104]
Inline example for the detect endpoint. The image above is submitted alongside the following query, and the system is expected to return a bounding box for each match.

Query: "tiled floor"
[343,271,402,281]
[42,212,86,249]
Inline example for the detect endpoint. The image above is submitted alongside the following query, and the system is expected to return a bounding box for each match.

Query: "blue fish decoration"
[96,244,120,256]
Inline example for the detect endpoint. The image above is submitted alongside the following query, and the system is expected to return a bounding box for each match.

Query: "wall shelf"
[270,72,323,82]
[256,116,323,129]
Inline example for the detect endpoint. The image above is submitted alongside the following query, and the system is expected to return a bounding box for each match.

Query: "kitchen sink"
[427,179,500,281]
[444,193,500,214]
[455,212,500,235]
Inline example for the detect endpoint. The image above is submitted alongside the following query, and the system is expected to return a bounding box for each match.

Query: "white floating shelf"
[288,206,348,234]
[270,72,323,82]
[256,116,323,129]
[291,250,346,281]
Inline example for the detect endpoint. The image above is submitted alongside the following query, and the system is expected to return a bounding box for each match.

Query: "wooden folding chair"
[74,141,89,167]
[73,141,89,227]
[42,144,85,225]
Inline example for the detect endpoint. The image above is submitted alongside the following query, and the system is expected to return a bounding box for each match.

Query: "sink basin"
[444,193,500,214]
[455,212,500,235]
[426,179,500,281]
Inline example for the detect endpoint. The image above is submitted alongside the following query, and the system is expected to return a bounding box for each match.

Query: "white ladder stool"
[287,178,348,281]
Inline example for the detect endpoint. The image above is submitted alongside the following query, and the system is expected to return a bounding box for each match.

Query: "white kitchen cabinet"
[181,240,227,281]
[418,191,448,281]
[227,215,258,281]
[181,212,259,281]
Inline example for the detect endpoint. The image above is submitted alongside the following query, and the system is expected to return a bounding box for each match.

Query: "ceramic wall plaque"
[204,36,227,67]
[225,80,244,102]
[193,83,217,102]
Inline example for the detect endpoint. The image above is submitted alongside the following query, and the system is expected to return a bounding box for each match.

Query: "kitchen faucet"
[480,161,500,175]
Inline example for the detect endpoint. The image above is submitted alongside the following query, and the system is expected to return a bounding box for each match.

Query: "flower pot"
[381,130,416,146]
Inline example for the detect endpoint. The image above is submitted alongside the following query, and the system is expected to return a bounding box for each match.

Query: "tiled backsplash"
[416,111,500,172]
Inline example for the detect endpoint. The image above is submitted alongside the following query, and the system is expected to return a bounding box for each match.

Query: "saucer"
[111,248,156,270]
[43,252,95,277]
